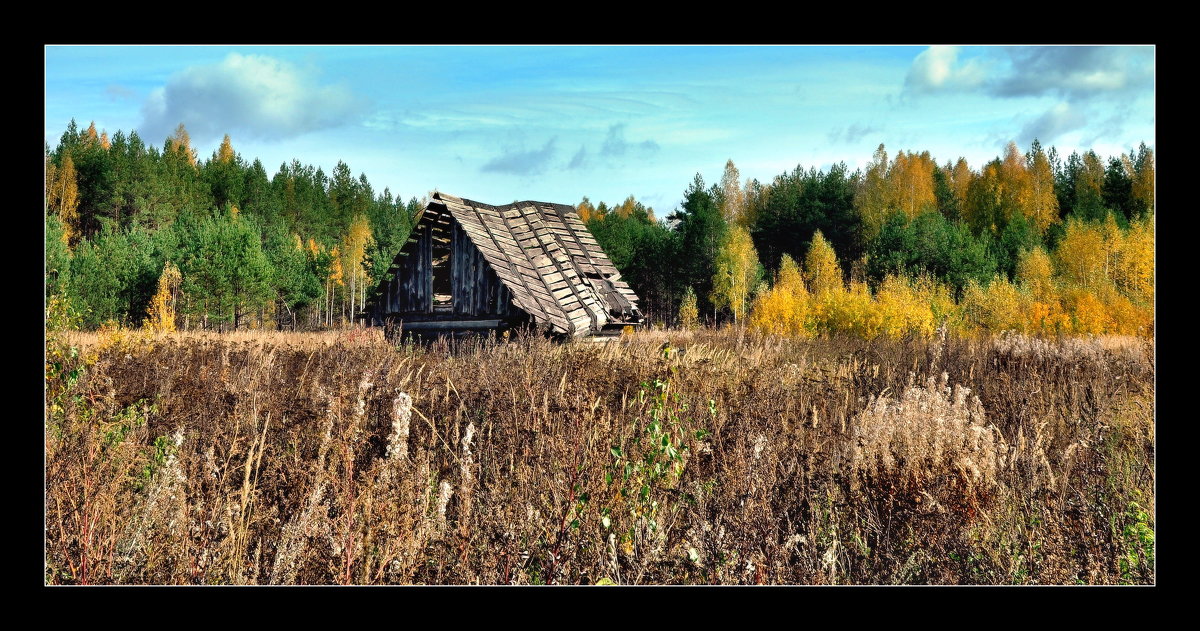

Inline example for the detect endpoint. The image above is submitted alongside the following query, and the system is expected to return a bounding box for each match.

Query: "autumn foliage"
[749,213,1153,339]
[43,116,1152,339]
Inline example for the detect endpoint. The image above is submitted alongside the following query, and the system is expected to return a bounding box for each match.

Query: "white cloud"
[139,53,366,143]
[904,46,985,94]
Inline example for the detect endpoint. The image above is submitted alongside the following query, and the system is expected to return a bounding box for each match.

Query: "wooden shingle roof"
[423,191,642,336]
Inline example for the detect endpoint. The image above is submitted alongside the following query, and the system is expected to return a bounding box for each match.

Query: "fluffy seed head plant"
[849,372,1006,493]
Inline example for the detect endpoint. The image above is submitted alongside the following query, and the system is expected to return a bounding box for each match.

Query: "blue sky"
[45,45,1155,214]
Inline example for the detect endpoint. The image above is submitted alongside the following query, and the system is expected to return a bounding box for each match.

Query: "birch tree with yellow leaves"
[855,144,891,240]
[46,152,80,247]
[887,150,937,220]
[999,142,1033,225]
[749,254,809,336]
[720,159,745,225]
[804,230,844,296]
[340,214,375,320]
[1026,142,1059,232]
[145,261,182,333]
[711,224,762,322]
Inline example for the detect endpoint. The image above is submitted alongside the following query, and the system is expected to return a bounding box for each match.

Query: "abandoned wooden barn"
[364,192,644,337]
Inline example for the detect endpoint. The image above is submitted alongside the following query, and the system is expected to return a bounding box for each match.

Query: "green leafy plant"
[1119,496,1154,583]
[600,379,711,581]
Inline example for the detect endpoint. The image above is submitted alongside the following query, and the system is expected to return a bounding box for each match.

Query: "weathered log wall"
[374,211,517,322]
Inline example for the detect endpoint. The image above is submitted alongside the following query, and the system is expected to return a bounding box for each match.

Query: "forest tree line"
[44,117,1153,336]
[45,120,420,331]
[580,140,1153,336]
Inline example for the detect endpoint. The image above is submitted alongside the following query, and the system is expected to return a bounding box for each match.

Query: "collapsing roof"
[370,191,643,337]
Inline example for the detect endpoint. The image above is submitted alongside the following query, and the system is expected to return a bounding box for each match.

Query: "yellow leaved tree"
[1113,216,1154,305]
[1026,143,1058,232]
[678,287,699,329]
[998,141,1032,225]
[328,246,344,326]
[720,159,745,225]
[145,262,182,333]
[749,254,809,336]
[887,150,937,220]
[83,121,100,146]
[855,144,890,240]
[874,274,936,339]
[169,123,198,168]
[804,230,843,296]
[341,215,375,319]
[947,157,973,215]
[576,197,597,223]
[711,224,761,322]
[47,152,80,247]
[1055,217,1108,289]
[217,134,236,164]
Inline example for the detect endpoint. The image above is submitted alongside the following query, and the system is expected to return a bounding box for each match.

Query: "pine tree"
[1131,143,1154,217]
[670,173,726,312]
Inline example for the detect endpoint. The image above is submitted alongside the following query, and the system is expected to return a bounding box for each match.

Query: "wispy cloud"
[105,84,135,101]
[366,109,517,131]
[993,46,1153,102]
[827,122,881,144]
[1018,102,1087,145]
[903,45,1152,148]
[480,137,558,176]
[567,145,589,170]
[600,123,660,158]
[904,45,1152,105]
[139,53,366,143]
[1082,106,1136,147]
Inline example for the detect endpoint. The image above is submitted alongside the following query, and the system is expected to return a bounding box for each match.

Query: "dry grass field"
[44,327,1154,584]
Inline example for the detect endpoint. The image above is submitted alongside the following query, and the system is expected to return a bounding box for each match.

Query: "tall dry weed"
[45,327,1153,584]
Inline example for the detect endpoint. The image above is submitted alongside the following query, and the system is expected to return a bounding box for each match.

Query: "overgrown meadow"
[44,327,1153,585]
